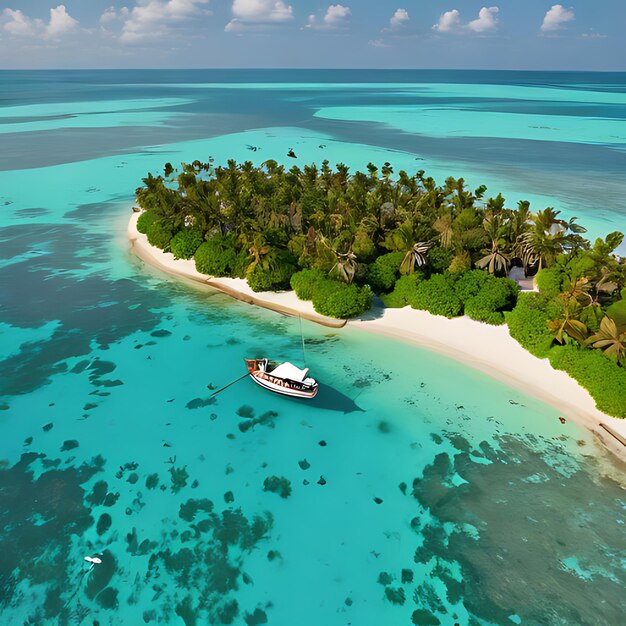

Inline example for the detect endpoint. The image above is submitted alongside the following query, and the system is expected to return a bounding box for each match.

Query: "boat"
[244,358,319,399]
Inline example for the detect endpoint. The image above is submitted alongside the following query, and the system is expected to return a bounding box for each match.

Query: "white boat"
[245,358,318,399]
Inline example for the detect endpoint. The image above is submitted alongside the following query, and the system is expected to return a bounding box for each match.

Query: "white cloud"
[2,9,38,37]
[306,4,351,30]
[100,8,116,24]
[232,0,292,22]
[540,4,574,32]
[389,8,409,30]
[118,0,209,42]
[100,6,127,25]
[368,38,390,48]
[433,6,500,34]
[2,5,78,39]
[432,9,461,33]
[324,4,350,26]
[47,5,79,38]
[225,0,293,31]
[467,6,499,33]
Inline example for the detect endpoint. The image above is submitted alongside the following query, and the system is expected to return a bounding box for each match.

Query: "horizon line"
[1,67,626,73]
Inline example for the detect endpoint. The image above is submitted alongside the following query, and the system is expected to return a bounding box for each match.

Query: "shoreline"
[349,310,626,462]
[127,212,346,329]
[127,212,626,463]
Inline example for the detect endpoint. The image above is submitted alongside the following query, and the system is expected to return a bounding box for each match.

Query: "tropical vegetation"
[134,159,626,417]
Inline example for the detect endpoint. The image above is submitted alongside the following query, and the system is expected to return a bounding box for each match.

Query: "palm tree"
[400,241,433,275]
[476,242,510,276]
[383,222,433,275]
[135,173,163,211]
[181,178,220,235]
[319,236,358,284]
[506,200,531,246]
[476,205,511,276]
[331,250,358,285]
[517,208,587,274]
[433,211,454,248]
[586,316,626,364]
[442,177,475,213]
[246,233,273,274]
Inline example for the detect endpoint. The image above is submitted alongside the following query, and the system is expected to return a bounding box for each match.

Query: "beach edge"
[127,212,626,463]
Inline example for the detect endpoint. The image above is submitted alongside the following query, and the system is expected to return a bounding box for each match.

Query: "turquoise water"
[0,70,625,625]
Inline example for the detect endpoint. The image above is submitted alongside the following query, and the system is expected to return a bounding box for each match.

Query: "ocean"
[0,70,624,625]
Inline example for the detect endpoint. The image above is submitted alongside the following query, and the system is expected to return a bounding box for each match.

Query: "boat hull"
[249,371,318,398]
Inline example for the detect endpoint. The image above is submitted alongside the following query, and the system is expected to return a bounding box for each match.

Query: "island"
[128,158,626,456]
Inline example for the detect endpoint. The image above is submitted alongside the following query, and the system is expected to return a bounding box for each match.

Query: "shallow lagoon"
[0,70,625,625]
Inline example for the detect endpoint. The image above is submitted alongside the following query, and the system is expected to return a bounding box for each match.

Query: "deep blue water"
[0,70,624,626]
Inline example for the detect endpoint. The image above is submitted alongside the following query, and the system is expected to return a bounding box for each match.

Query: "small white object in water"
[84,556,102,565]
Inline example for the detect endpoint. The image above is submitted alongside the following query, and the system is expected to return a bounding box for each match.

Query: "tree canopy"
[135,158,626,414]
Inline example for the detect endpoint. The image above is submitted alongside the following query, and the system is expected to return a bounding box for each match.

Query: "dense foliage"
[170,228,204,260]
[549,345,626,418]
[464,276,518,325]
[505,293,557,358]
[606,297,626,326]
[535,266,564,300]
[247,262,296,292]
[290,269,327,301]
[146,220,173,251]
[291,269,372,318]
[134,159,626,417]
[381,273,423,308]
[381,269,517,323]
[453,270,490,302]
[411,275,463,318]
[194,235,246,277]
[367,252,405,293]
[136,210,158,234]
[312,281,373,319]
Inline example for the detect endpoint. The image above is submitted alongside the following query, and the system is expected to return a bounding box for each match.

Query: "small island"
[129,158,626,452]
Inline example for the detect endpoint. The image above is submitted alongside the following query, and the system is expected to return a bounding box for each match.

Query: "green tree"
[517,208,587,273]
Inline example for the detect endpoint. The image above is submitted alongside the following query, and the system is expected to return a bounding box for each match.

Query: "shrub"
[549,344,626,418]
[367,252,404,293]
[170,228,204,260]
[136,211,158,234]
[448,251,472,275]
[427,247,453,274]
[464,276,518,325]
[505,292,555,358]
[290,269,327,301]
[410,274,462,318]
[194,235,246,277]
[146,220,174,251]
[352,229,378,263]
[453,270,489,303]
[381,273,423,308]
[606,298,626,327]
[535,267,564,299]
[247,262,296,292]
[312,281,373,319]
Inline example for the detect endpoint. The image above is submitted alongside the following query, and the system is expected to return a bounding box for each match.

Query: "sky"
[0,1,624,70]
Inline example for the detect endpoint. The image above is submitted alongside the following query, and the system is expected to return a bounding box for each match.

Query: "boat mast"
[299,315,306,366]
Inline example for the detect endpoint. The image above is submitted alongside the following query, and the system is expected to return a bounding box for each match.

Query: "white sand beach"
[128,213,626,460]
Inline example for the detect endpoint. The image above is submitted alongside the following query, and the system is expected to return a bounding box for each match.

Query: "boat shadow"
[282,381,366,414]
